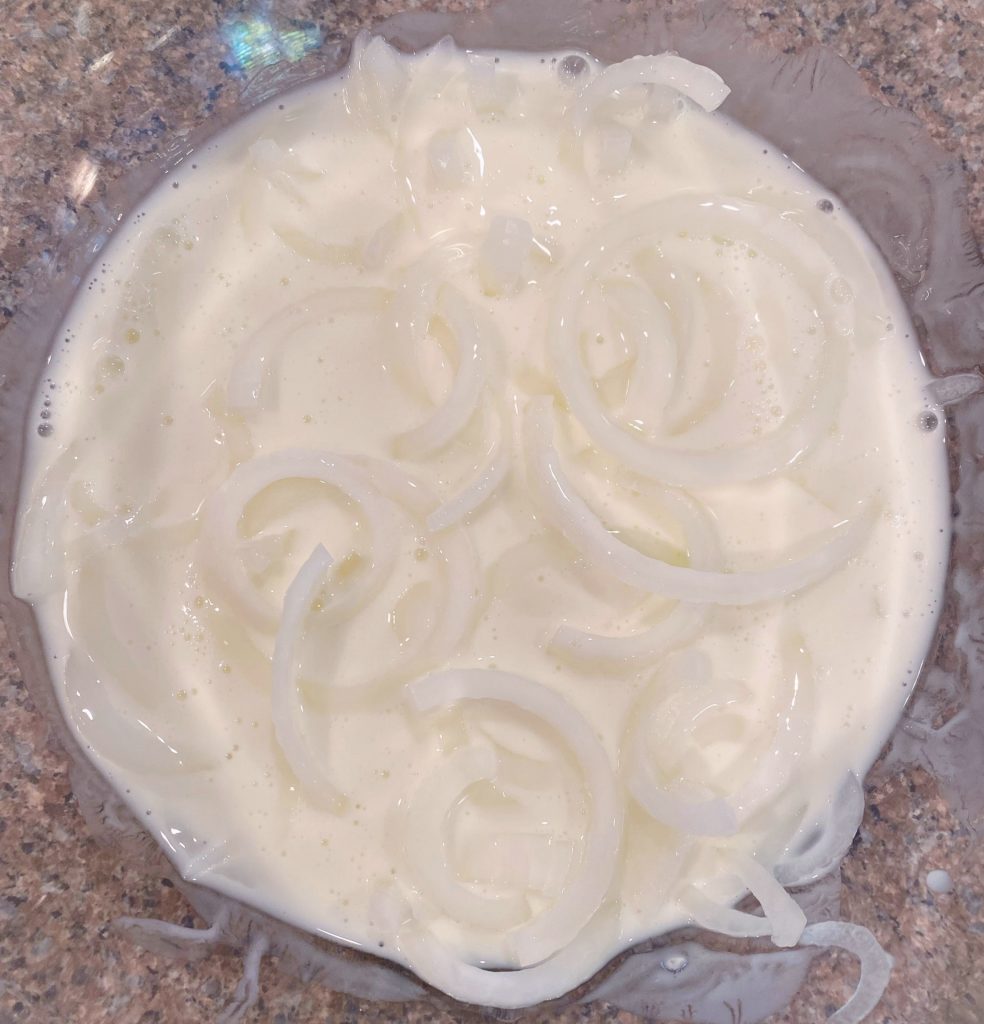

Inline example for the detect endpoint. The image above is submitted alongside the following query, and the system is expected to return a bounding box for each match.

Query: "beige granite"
[1,1,983,1022]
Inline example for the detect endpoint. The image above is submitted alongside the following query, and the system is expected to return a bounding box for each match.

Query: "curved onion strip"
[550,197,854,487]
[344,31,409,139]
[799,922,893,1024]
[630,252,728,434]
[730,637,814,822]
[733,855,807,948]
[400,745,530,930]
[380,885,618,1010]
[394,286,489,459]
[405,669,622,967]
[628,767,738,837]
[526,397,869,606]
[683,855,806,948]
[570,54,730,137]
[604,277,677,431]
[550,480,721,663]
[199,449,403,630]
[395,912,607,1009]
[775,772,864,887]
[227,287,389,414]
[358,457,481,664]
[626,652,739,837]
[388,243,474,401]
[458,833,575,897]
[271,544,346,811]
[271,224,358,266]
[426,406,511,533]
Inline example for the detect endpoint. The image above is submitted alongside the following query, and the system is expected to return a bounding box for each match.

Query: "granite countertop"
[1,1,982,1022]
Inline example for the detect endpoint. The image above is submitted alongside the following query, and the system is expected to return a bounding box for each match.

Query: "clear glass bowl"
[2,1,982,1020]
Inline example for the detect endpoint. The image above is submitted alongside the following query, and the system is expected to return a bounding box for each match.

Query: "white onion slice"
[406,669,622,967]
[457,833,575,897]
[271,544,346,810]
[426,406,511,533]
[626,652,739,837]
[358,456,481,665]
[526,397,869,606]
[478,215,533,296]
[799,922,894,1024]
[776,772,864,887]
[400,745,530,930]
[345,31,409,137]
[734,855,807,948]
[199,449,403,630]
[549,196,854,487]
[227,287,389,414]
[570,55,730,136]
[730,637,814,822]
[395,910,609,1009]
[361,212,406,270]
[605,277,677,430]
[394,286,489,458]
[683,855,806,948]
[550,479,720,663]
[271,224,358,266]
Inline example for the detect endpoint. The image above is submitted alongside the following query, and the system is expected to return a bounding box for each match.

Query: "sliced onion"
[227,287,389,414]
[799,922,893,1024]
[272,224,358,266]
[525,397,870,606]
[426,405,511,533]
[361,212,406,270]
[399,745,530,930]
[467,53,519,114]
[604,277,676,430]
[358,456,481,665]
[457,833,575,897]
[394,286,489,458]
[626,651,739,837]
[730,637,814,822]
[570,54,729,140]
[405,669,622,967]
[381,884,617,1010]
[734,855,807,948]
[478,215,534,296]
[549,196,854,488]
[776,772,864,887]
[550,478,720,663]
[199,449,403,630]
[683,855,806,948]
[345,31,409,138]
[591,122,634,177]
[271,544,346,810]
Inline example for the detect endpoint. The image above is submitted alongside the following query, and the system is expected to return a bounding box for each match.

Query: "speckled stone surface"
[1,2,983,1022]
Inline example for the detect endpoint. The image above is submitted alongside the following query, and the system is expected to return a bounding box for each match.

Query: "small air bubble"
[559,55,588,79]
[817,198,834,213]
[661,954,688,974]
[37,422,53,437]
[918,411,939,431]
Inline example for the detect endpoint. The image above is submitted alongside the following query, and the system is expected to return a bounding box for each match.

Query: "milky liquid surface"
[12,40,950,1003]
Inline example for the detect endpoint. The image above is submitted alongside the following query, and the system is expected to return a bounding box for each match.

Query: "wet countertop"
[1,1,983,1022]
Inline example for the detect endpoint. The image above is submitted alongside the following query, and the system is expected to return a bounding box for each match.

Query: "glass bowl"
[1,1,982,1021]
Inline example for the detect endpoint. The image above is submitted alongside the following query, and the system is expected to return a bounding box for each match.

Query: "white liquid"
[12,41,949,1004]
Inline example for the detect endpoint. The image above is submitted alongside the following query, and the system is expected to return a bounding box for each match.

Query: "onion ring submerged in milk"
[12,36,949,1012]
